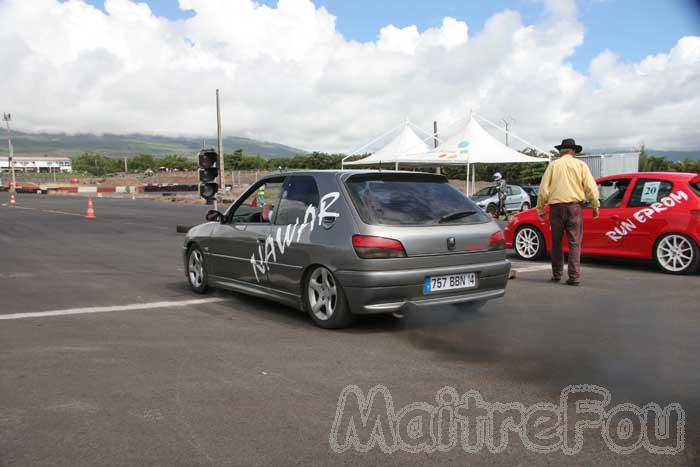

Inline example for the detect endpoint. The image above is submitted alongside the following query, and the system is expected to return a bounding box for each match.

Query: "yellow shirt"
[536,154,600,216]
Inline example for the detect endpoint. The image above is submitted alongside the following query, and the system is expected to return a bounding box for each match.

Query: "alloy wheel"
[307,267,337,321]
[516,227,541,259]
[657,235,694,273]
[188,249,204,288]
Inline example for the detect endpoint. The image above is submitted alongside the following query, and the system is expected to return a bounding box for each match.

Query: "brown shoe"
[565,279,580,286]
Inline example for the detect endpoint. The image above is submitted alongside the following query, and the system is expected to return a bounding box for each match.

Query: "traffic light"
[198,148,219,201]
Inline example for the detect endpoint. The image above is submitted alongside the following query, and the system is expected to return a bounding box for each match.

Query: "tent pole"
[395,161,399,171]
[472,166,476,196]
[466,163,470,195]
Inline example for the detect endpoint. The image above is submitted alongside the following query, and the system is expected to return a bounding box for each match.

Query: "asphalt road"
[1,193,699,466]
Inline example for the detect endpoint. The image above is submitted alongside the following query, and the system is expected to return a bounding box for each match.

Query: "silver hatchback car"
[471,184,532,216]
[184,171,511,328]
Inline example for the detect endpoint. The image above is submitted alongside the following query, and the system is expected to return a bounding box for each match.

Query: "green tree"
[127,154,158,172]
[71,152,121,176]
[224,149,244,170]
[639,145,672,172]
[157,154,196,171]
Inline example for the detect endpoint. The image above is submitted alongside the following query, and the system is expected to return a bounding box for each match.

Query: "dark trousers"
[549,203,583,281]
[497,196,508,220]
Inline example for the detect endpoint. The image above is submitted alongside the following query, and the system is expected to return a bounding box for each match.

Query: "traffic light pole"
[3,113,15,194]
[216,89,224,195]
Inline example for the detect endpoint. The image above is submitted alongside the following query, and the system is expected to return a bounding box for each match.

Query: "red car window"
[598,178,632,208]
[628,179,674,207]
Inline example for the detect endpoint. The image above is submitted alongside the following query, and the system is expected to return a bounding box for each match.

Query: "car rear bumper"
[336,259,510,314]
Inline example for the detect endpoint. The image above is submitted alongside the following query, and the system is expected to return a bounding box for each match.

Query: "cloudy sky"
[1,0,699,152]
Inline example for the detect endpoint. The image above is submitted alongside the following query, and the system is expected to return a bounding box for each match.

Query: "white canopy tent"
[343,122,432,169]
[341,113,550,195]
[396,115,549,194]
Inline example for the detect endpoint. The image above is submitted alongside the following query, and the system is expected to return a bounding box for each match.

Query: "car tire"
[486,203,498,218]
[653,233,699,275]
[520,202,530,212]
[186,245,209,293]
[304,266,354,329]
[514,225,546,260]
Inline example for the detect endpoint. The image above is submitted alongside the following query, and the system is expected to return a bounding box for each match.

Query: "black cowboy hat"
[555,138,583,153]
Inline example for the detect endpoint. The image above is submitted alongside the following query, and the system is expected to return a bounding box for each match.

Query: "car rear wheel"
[514,225,545,260]
[520,202,530,212]
[304,266,354,329]
[187,246,209,293]
[654,234,699,275]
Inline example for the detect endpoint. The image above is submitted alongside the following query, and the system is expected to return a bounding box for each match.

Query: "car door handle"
[610,215,620,222]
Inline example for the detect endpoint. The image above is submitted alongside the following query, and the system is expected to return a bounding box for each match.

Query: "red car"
[504,172,700,274]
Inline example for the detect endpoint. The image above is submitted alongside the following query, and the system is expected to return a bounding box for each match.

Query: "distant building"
[577,153,639,178]
[0,156,72,173]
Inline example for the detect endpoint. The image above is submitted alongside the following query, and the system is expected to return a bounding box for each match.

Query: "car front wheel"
[514,225,545,260]
[304,266,353,329]
[187,246,209,293]
[520,202,530,211]
[654,233,699,275]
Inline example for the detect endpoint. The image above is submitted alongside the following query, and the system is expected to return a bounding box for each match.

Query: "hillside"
[0,131,305,158]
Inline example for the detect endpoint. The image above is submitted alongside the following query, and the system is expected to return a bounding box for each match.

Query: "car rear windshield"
[691,179,700,197]
[345,173,490,226]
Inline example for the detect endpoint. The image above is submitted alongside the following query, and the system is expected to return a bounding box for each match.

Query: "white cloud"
[0,0,698,151]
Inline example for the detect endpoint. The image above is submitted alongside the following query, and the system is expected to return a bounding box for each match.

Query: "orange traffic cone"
[9,192,15,207]
[85,198,96,219]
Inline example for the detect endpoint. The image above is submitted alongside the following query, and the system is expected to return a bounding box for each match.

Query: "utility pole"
[3,113,16,194]
[501,116,515,147]
[216,89,224,193]
[124,157,128,173]
[433,121,439,148]
[433,121,441,175]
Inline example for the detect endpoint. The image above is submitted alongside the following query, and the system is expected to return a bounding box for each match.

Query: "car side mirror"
[206,210,224,222]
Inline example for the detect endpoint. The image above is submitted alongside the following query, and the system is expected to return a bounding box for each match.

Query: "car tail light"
[352,235,407,259]
[489,230,506,250]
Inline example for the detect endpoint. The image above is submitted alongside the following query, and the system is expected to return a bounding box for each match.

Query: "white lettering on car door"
[249,192,340,282]
[605,190,688,243]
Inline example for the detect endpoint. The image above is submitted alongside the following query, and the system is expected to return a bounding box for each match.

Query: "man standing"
[536,138,600,286]
[494,172,508,221]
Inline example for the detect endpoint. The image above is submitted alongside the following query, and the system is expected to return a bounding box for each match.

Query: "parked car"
[471,184,532,216]
[521,185,539,208]
[505,172,700,274]
[3,181,42,193]
[184,171,511,328]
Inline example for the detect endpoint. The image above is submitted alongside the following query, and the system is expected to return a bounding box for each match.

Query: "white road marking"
[511,263,552,273]
[0,298,227,320]
[44,209,84,217]
[2,204,82,216]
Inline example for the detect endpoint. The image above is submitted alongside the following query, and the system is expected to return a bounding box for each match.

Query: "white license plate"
[424,272,477,293]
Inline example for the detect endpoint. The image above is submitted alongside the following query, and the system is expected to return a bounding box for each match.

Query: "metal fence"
[578,153,639,179]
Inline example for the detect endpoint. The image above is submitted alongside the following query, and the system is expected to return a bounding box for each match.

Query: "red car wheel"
[654,233,699,275]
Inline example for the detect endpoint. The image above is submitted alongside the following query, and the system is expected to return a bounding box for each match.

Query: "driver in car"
[262,203,274,222]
